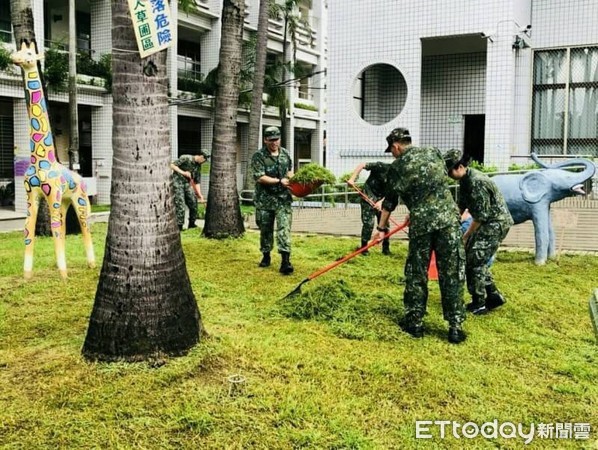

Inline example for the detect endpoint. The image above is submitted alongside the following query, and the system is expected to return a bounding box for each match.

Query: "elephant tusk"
[571,184,586,195]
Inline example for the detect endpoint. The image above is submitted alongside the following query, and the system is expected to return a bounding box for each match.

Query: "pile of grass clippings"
[279,280,405,341]
[290,163,336,185]
[278,279,354,320]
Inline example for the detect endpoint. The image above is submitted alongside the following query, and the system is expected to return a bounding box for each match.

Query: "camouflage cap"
[444,148,464,171]
[264,126,281,140]
[199,148,211,159]
[385,127,411,152]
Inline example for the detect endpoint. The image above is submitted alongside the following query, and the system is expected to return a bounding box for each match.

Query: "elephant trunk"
[530,152,596,195]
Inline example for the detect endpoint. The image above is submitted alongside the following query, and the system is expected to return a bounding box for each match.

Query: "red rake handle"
[350,184,402,228]
[306,218,409,282]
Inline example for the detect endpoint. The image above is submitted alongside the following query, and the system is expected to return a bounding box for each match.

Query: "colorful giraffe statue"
[12,42,95,279]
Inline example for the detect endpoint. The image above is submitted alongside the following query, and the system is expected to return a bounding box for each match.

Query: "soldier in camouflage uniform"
[445,149,513,315]
[170,150,209,231]
[375,128,467,344]
[250,126,295,275]
[347,161,392,255]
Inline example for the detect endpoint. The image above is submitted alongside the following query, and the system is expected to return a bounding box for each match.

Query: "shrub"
[469,159,498,173]
[509,162,540,171]
[291,163,336,185]
[294,102,318,112]
[0,45,11,72]
[44,45,68,90]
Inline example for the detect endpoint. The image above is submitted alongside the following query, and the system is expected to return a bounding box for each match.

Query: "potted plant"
[288,163,336,197]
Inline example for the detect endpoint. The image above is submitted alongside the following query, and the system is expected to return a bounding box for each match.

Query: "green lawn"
[0,223,596,449]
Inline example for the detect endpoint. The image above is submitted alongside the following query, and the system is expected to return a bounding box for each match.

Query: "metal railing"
[239,166,598,208]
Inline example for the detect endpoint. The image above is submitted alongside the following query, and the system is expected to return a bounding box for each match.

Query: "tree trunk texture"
[68,0,80,172]
[243,0,269,192]
[203,0,245,238]
[82,0,201,361]
[10,0,52,237]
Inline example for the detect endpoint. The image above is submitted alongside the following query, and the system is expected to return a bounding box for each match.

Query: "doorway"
[463,115,485,163]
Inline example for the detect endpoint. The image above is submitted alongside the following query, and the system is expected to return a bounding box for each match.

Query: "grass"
[0,223,597,449]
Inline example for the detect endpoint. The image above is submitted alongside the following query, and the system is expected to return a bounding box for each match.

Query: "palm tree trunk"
[82,0,201,361]
[68,0,79,172]
[203,0,245,238]
[243,0,269,192]
[10,0,52,237]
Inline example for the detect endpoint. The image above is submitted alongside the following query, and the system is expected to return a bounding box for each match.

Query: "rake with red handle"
[350,183,438,280]
[349,183,405,229]
[281,217,410,300]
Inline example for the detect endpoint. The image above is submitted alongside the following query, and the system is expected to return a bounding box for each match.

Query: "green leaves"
[290,163,336,185]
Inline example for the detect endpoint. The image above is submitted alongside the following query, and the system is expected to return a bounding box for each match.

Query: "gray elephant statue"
[492,153,596,265]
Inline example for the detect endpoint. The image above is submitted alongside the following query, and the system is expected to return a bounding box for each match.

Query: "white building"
[0,0,327,213]
[326,0,598,177]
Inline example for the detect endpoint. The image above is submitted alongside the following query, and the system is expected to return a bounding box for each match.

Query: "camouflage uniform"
[251,146,293,253]
[457,168,513,301]
[172,155,202,229]
[360,162,390,243]
[383,146,466,328]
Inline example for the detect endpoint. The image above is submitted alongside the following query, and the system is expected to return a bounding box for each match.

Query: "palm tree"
[82,0,201,361]
[202,0,246,238]
[243,0,270,192]
[67,0,79,172]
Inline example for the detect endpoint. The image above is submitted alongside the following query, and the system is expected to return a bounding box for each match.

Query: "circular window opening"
[352,64,407,125]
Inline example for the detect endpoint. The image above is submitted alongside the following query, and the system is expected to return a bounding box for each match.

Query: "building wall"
[532,0,598,48]
[421,52,486,150]
[327,0,539,174]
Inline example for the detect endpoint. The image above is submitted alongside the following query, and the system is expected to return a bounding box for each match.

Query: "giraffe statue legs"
[48,191,68,279]
[23,192,40,280]
[71,188,96,269]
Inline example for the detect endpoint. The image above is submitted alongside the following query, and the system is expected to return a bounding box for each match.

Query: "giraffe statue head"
[11,41,44,70]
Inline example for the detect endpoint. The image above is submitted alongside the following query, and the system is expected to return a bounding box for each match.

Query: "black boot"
[279,251,294,275]
[400,318,424,338]
[466,295,488,315]
[359,239,369,256]
[382,238,391,255]
[448,325,467,344]
[258,252,271,268]
[485,283,506,310]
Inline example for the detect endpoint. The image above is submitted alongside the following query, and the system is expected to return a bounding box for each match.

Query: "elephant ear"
[520,171,550,204]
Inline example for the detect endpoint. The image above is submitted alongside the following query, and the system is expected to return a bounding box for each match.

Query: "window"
[76,11,91,53]
[352,63,408,126]
[532,47,598,156]
[0,100,14,179]
[0,2,10,43]
[296,63,312,101]
[177,40,201,81]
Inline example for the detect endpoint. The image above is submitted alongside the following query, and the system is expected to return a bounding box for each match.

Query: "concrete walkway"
[3,198,598,254]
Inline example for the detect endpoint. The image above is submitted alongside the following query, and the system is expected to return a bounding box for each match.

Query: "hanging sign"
[127,0,173,58]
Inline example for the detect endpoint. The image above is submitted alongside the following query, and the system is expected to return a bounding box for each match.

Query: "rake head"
[281,278,309,300]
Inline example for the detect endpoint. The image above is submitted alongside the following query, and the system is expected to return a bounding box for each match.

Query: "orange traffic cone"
[428,251,439,281]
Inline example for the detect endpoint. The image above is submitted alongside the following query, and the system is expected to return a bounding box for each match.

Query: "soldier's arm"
[347,162,366,186]
[170,160,191,179]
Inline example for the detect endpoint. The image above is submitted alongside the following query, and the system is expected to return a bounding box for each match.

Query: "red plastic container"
[287,180,324,198]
